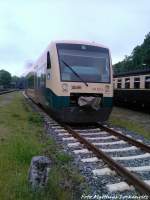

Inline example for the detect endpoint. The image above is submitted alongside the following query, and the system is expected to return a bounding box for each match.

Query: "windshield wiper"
[61,59,88,87]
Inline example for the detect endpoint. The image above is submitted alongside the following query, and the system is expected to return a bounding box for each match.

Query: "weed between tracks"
[0,92,87,200]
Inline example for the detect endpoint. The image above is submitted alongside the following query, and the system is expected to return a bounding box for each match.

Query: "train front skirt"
[47,106,112,123]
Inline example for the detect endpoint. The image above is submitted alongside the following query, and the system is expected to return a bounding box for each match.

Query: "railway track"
[0,89,17,95]
[24,92,150,195]
[62,124,150,195]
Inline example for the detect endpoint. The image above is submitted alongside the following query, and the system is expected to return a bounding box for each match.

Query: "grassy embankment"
[0,92,87,200]
[109,107,150,140]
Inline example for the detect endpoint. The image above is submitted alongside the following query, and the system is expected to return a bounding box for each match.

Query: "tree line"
[113,32,150,74]
[0,69,24,90]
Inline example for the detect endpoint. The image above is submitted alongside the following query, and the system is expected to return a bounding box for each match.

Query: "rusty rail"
[98,124,150,153]
[63,124,150,195]
[0,90,17,95]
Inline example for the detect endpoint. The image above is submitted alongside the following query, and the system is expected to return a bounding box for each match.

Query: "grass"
[0,92,88,200]
[109,107,150,139]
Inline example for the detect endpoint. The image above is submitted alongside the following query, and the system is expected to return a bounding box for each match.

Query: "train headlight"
[62,83,68,92]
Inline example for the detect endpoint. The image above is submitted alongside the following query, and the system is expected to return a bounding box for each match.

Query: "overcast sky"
[0,0,149,76]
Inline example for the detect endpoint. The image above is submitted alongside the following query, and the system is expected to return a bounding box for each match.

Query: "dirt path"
[0,93,15,107]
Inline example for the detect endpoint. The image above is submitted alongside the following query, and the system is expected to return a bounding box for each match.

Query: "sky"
[0,0,149,76]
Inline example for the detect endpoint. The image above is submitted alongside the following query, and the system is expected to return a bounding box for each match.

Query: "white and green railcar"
[26,40,113,123]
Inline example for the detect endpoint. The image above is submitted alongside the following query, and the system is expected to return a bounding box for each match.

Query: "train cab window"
[145,76,150,89]
[125,78,130,89]
[117,79,122,88]
[47,51,51,69]
[134,77,140,89]
[57,43,110,83]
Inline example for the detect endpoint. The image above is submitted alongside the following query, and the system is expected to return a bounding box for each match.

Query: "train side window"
[134,77,140,89]
[117,79,122,88]
[47,51,51,69]
[145,76,150,89]
[113,79,115,88]
[125,78,130,89]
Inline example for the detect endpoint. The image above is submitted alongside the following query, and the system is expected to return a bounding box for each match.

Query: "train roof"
[23,40,110,77]
[49,40,109,49]
[114,67,150,78]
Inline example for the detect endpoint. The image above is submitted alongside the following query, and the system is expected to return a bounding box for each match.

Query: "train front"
[51,42,113,123]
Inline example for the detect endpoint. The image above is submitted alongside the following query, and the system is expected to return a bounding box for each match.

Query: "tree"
[113,32,150,74]
[11,76,20,88]
[142,32,150,65]
[0,70,11,88]
[12,76,19,82]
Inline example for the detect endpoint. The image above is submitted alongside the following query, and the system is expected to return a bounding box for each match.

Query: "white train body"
[26,40,113,123]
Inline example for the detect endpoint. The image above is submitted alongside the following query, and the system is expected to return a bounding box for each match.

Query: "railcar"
[113,68,150,112]
[26,40,113,123]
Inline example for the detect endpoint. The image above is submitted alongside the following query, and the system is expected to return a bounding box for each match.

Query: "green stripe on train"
[45,88,69,109]
[45,88,113,109]
[103,97,113,107]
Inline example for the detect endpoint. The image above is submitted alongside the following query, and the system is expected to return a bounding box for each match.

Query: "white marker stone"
[127,165,150,172]
[86,136,116,140]
[101,146,137,152]
[106,182,134,192]
[80,131,108,136]
[67,142,80,147]
[137,139,143,143]
[93,140,126,146]
[51,126,62,129]
[144,180,150,185]
[76,128,100,132]
[126,134,132,138]
[73,149,90,154]
[117,131,123,134]
[93,168,116,176]
[81,157,99,163]
[62,137,76,141]
[55,129,66,132]
[112,153,150,161]
[58,133,69,136]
